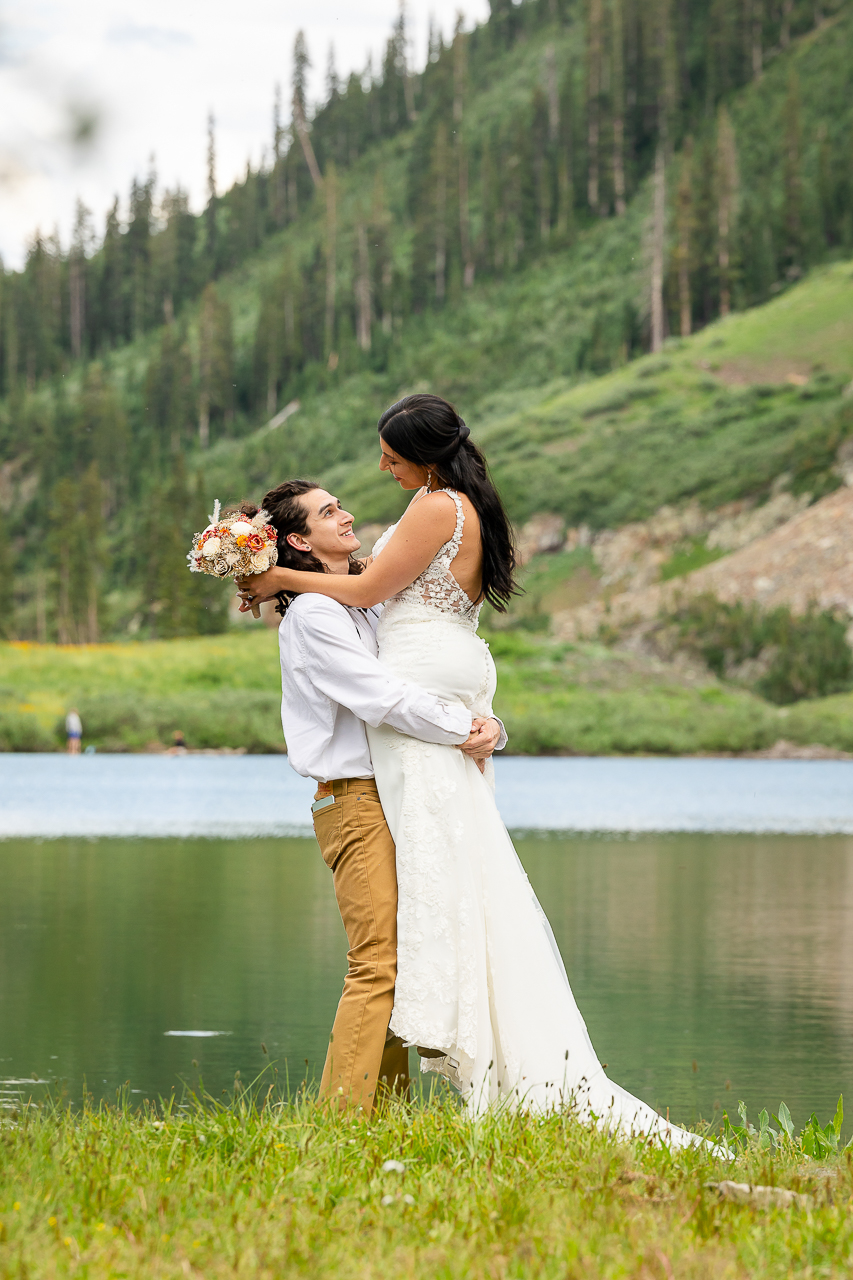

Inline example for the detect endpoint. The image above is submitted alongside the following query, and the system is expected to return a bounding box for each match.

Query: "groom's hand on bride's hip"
[459,717,501,761]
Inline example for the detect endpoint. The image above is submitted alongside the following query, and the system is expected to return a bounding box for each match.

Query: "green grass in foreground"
[1,1090,851,1279]
[3,628,853,754]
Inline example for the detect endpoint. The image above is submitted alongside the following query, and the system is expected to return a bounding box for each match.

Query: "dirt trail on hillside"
[553,485,853,640]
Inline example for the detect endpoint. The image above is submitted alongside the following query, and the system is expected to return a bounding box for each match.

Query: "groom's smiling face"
[287,488,361,573]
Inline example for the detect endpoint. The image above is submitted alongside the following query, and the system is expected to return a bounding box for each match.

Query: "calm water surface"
[2,832,852,1135]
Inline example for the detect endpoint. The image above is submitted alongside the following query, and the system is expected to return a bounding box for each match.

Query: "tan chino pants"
[312,778,410,1112]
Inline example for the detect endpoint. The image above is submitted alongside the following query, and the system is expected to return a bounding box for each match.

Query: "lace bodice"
[372,489,482,630]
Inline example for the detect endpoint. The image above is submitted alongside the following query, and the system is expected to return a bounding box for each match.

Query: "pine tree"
[749,0,764,78]
[206,114,218,275]
[272,84,286,227]
[556,61,575,242]
[782,68,803,275]
[676,137,694,335]
[53,477,77,644]
[154,456,192,638]
[355,219,372,351]
[0,516,16,641]
[80,363,129,513]
[198,284,234,445]
[649,0,675,352]
[128,167,155,338]
[586,0,603,213]
[325,162,338,358]
[610,0,627,215]
[454,20,474,287]
[98,198,124,349]
[69,200,93,361]
[187,474,229,635]
[532,88,551,241]
[432,124,449,302]
[292,32,324,190]
[80,462,103,643]
[715,105,738,315]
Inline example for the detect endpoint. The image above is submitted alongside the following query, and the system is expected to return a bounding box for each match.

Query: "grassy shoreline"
[3,631,853,757]
[1,1091,851,1279]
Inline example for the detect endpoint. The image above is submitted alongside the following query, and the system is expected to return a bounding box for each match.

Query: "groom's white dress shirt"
[279,595,476,783]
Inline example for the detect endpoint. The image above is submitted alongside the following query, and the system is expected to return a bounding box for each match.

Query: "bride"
[245,393,697,1143]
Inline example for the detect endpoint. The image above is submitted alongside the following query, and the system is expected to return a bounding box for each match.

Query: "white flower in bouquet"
[188,502,279,617]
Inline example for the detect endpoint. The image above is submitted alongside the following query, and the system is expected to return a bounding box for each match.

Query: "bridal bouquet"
[187,501,278,617]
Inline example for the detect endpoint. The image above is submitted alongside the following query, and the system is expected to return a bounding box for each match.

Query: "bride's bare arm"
[240,493,458,609]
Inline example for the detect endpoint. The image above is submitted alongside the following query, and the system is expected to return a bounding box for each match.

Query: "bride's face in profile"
[379,437,429,490]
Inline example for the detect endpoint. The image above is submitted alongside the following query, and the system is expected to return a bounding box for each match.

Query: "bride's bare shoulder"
[396,488,458,537]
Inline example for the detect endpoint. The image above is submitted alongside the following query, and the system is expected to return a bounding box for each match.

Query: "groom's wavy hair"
[377,394,517,611]
[241,480,363,616]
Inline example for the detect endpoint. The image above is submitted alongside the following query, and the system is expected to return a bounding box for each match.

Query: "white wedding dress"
[367,492,697,1144]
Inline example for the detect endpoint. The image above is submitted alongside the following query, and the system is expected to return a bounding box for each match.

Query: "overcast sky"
[0,0,490,269]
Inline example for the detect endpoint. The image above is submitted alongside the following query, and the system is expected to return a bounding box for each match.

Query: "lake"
[2,754,852,1136]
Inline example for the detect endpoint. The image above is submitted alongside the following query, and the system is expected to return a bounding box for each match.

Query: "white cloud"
[106,23,195,49]
[0,0,490,268]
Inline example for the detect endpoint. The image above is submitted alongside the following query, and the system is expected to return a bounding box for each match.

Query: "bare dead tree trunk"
[325,163,337,356]
[716,108,738,318]
[651,139,666,352]
[780,0,793,45]
[434,125,448,303]
[676,137,693,336]
[586,0,602,212]
[458,140,474,287]
[292,95,324,189]
[611,0,626,215]
[546,45,559,142]
[751,0,763,78]
[356,221,371,350]
[453,27,474,288]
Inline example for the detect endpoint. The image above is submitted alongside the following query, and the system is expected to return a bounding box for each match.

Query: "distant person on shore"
[170,730,187,754]
[65,708,82,754]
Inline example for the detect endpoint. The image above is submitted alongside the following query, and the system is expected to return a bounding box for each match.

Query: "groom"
[240,480,503,1113]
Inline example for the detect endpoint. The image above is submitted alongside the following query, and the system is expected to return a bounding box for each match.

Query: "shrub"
[667,595,853,704]
[0,712,56,752]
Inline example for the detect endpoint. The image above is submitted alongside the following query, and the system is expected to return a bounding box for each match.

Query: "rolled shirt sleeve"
[294,601,472,745]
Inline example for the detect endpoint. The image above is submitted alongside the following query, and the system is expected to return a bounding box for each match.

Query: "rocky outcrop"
[553,485,853,641]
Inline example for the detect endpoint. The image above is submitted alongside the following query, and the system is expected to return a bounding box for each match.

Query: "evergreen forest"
[1,0,852,643]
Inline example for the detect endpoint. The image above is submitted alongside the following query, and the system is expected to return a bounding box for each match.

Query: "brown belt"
[312,777,378,813]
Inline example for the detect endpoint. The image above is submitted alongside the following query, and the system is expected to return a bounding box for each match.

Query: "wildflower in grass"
[48,1217,57,1227]
[96,1222,105,1231]
[382,1160,405,1173]
[13,1203,20,1211]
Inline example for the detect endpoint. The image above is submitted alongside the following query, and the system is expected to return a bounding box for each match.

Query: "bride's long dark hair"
[377,394,517,611]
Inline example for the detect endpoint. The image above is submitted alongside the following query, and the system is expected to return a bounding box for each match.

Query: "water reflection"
[2,834,851,1135]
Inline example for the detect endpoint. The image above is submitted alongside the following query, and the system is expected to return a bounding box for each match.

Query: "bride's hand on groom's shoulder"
[235,567,288,613]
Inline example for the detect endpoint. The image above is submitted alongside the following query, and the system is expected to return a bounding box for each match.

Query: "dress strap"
[444,490,465,562]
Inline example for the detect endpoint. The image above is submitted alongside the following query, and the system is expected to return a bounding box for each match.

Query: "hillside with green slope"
[1,0,853,650]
